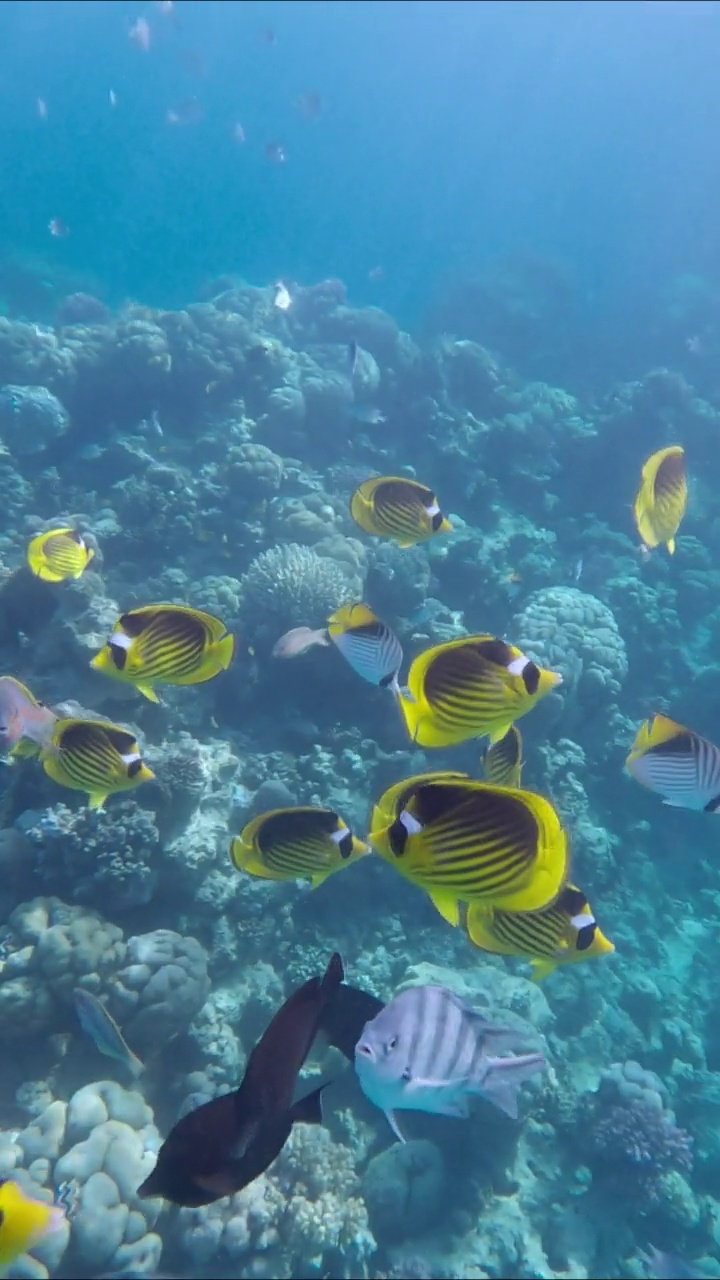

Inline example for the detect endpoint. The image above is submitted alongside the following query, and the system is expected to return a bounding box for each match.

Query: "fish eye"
[401,1067,411,1082]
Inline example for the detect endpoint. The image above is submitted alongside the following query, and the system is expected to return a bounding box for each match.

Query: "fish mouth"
[355,1041,375,1061]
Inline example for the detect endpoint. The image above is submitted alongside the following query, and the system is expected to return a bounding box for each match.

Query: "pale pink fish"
[0,676,58,753]
[129,17,151,51]
[272,626,329,659]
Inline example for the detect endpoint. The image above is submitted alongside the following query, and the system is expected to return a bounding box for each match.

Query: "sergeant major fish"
[354,984,545,1141]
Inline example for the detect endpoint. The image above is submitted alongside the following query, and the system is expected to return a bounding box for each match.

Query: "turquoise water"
[0,2,719,1278]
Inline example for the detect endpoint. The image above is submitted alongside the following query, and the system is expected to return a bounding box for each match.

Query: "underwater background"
[1,0,720,1277]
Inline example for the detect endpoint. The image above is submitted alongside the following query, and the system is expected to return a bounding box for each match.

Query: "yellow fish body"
[40,717,155,809]
[0,1179,64,1268]
[397,635,562,748]
[633,445,687,554]
[349,475,452,548]
[368,775,568,925]
[465,883,614,981]
[229,806,369,889]
[26,527,94,583]
[482,725,523,788]
[90,604,235,702]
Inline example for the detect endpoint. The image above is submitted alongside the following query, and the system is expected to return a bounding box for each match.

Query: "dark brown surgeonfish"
[318,979,385,1061]
[137,953,344,1207]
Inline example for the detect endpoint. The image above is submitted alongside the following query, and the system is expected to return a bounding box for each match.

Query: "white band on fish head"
[506,655,529,676]
[120,751,142,766]
[571,911,595,930]
[330,825,349,845]
[398,810,423,836]
[110,632,133,650]
[425,502,440,517]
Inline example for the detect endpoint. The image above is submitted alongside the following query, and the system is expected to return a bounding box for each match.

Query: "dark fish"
[137,953,344,1206]
[319,982,385,1061]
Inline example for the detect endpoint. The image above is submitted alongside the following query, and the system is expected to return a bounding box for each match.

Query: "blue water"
[2,0,720,357]
[1,4,720,1280]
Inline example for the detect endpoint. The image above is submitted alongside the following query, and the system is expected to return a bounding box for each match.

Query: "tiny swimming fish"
[482,725,523,788]
[633,444,687,555]
[0,676,58,756]
[465,883,615,981]
[368,774,568,925]
[40,717,155,809]
[350,475,452,548]
[129,16,151,51]
[638,1245,710,1280]
[90,604,235,702]
[354,984,545,1141]
[230,806,369,888]
[73,989,144,1077]
[138,954,343,1206]
[273,281,292,310]
[397,634,562,749]
[350,404,386,425]
[0,1179,64,1269]
[26,528,94,583]
[626,713,720,811]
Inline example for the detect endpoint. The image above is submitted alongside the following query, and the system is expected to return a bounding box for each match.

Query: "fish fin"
[87,793,108,811]
[309,869,331,890]
[427,890,460,927]
[661,797,693,808]
[128,1051,145,1077]
[487,721,513,745]
[395,684,415,704]
[290,1083,326,1125]
[667,537,676,555]
[475,1053,546,1117]
[136,683,160,703]
[394,539,417,550]
[387,1110,407,1142]
[529,958,557,982]
[214,631,236,671]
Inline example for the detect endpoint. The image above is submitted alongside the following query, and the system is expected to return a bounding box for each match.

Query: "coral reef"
[0,268,718,1279]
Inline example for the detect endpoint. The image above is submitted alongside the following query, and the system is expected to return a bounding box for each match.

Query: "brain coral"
[109,929,211,1049]
[512,586,628,698]
[0,1080,162,1278]
[0,897,126,1040]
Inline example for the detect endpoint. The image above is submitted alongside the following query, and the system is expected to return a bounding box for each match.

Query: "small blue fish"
[327,602,403,692]
[638,1245,711,1280]
[349,404,386,425]
[73,988,143,1077]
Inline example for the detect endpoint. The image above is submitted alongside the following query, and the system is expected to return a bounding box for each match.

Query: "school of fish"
[0,445,699,1249]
